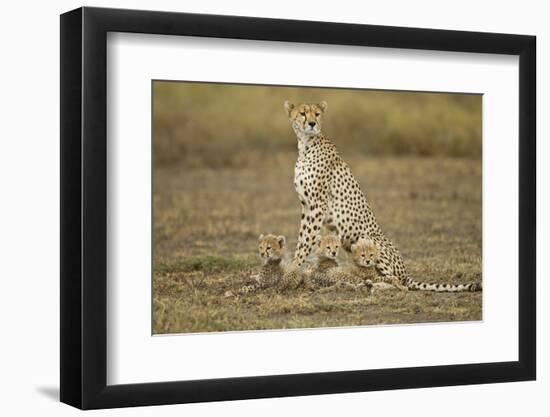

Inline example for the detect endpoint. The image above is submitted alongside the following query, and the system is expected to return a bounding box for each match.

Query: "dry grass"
[153,155,482,334]
[153,82,482,334]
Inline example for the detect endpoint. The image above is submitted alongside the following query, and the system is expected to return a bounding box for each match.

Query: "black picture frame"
[60,6,536,410]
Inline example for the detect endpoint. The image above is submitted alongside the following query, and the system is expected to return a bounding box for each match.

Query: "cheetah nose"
[308,121,316,127]
[332,251,336,257]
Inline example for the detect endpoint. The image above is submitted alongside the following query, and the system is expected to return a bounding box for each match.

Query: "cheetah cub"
[314,235,341,271]
[307,235,341,288]
[348,237,390,292]
[308,235,374,293]
[352,237,483,292]
[237,234,287,295]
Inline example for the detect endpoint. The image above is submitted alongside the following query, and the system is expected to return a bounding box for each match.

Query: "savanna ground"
[153,82,482,334]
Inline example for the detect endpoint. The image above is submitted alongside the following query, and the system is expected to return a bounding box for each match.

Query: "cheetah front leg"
[292,203,326,267]
[280,203,326,291]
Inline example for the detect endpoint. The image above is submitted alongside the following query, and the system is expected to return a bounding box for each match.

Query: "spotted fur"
[238,234,286,295]
[305,234,340,288]
[306,234,373,293]
[353,237,482,292]
[285,101,482,293]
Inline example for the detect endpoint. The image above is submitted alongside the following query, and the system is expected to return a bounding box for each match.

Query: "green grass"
[155,255,255,274]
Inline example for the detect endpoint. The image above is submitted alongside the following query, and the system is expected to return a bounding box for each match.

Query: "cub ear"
[284,101,295,116]
[277,235,286,248]
[258,234,264,242]
[351,243,357,252]
[318,101,328,112]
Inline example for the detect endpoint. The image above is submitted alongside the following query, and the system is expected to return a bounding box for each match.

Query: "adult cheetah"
[284,100,481,293]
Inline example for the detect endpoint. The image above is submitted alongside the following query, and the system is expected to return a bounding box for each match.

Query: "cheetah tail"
[404,277,482,293]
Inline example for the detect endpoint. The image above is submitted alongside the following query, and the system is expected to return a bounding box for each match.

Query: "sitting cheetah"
[284,100,481,293]
[305,234,342,288]
[310,234,340,275]
[237,234,287,295]
[351,237,407,291]
[225,234,286,297]
[307,234,374,293]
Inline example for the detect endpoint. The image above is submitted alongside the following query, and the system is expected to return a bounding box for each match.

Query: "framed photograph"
[60,6,536,409]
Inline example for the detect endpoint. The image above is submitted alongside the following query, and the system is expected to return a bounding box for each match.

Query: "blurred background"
[153,82,482,169]
[152,81,482,333]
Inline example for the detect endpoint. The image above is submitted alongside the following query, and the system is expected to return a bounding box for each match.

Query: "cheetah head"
[351,238,380,268]
[284,101,327,137]
[258,234,286,265]
[318,234,341,261]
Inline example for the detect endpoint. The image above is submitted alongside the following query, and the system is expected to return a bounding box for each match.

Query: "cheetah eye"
[315,112,320,116]
[300,112,306,116]
[266,246,271,250]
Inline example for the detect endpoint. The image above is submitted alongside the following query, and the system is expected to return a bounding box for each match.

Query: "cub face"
[284,101,327,136]
[351,238,380,268]
[258,234,286,264]
[318,234,341,260]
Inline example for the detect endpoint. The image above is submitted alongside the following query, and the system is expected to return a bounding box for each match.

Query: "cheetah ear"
[277,235,286,248]
[284,101,295,116]
[258,234,264,242]
[318,101,328,112]
[351,243,357,252]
